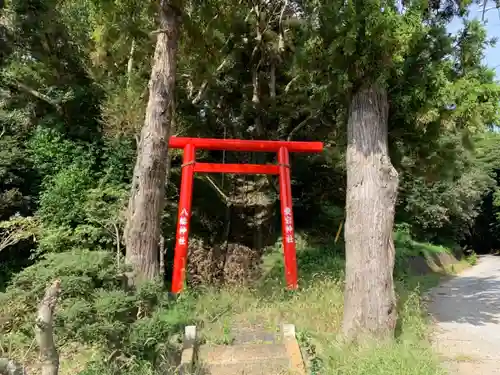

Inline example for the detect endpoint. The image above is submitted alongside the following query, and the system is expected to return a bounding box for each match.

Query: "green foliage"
[23,127,130,254]
[28,128,96,180]
[38,164,94,226]
[0,132,39,216]
[99,136,135,185]
[36,181,127,253]
[466,250,478,265]
[77,359,159,375]
[0,215,38,251]
[1,0,500,372]
[393,224,450,272]
[1,250,119,333]
[0,249,195,371]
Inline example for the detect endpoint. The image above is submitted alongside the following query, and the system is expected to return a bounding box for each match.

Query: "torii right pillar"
[278,146,298,290]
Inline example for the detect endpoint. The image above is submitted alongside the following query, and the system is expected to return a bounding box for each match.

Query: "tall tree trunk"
[342,84,399,342]
[124,1,181,284]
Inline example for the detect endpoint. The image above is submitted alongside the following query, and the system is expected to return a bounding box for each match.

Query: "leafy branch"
[0,216,39,252]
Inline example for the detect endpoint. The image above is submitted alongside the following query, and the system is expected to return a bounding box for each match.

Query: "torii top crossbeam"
[168,136,323,153]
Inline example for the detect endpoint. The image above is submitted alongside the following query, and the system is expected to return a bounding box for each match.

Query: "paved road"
[428,255,500,374]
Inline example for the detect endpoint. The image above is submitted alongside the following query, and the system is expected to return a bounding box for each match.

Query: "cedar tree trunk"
[342,83,399,342]
[124,1,181,283]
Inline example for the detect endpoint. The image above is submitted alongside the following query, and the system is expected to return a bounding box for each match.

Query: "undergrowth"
[0,230,465,375]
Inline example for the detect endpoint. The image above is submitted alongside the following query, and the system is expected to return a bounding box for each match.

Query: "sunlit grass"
[184,233,457,375]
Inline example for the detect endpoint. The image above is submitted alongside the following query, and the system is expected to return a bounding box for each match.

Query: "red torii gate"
[168,136,324,294]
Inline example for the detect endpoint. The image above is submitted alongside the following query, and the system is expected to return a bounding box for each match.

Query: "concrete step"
[232,325,282,345]
[205,358,292,375]
[180,323,306,375]
[198,343,289,365]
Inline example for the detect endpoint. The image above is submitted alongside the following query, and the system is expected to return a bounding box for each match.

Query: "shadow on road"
[429,259,500,326]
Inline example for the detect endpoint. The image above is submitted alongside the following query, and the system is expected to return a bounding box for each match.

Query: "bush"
[0,249,121,335]
[0,249,197,369]
[36,182,127,254]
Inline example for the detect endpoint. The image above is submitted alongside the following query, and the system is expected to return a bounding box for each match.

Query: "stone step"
[180,324,306,375]
[205,358,292,375]
[231,325,282,345]
[198,343,289,365]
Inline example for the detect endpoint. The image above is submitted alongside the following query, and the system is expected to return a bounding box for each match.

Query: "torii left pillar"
[171,143,195,294]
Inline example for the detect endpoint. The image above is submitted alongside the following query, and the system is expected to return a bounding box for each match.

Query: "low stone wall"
[405,250,463,275]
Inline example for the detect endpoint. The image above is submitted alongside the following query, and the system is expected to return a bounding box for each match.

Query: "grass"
[0,335,100,374]
[0,232,470,375]
[178,232,469,375]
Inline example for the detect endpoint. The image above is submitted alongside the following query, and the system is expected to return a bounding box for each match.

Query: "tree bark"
[36,280,61,375]
[124,1,181,284]
[0,358,24,375]
[342,83,399,342]
[113,223,121,269]
[0,281,61,375]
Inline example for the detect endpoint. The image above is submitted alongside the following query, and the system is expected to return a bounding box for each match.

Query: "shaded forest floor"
[0,232,472,375]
